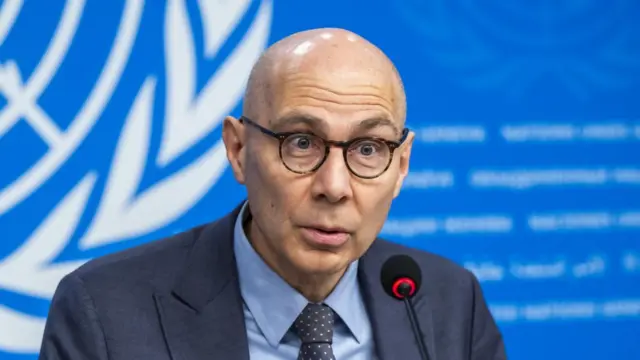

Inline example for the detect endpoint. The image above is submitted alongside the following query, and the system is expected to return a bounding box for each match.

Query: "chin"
[293,250,349,275]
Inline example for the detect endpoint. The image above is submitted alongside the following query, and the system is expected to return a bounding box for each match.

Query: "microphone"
[381,254,431,360]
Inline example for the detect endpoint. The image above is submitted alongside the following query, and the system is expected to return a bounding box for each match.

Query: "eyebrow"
[271,112,401,137]
[270,113,328,133]
[357,117,401,137]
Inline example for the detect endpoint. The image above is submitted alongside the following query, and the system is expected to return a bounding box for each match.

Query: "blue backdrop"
[0,1,638,359]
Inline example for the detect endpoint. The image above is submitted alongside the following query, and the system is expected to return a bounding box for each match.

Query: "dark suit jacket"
[39,203,507,359]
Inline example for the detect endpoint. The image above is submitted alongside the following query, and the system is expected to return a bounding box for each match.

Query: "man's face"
[228,53,413,279]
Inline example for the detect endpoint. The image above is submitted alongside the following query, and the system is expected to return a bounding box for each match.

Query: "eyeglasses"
[239,116,409,179]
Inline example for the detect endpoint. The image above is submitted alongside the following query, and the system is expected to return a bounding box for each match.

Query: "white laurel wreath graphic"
[394,0,640,98]
[0,0,142,215]
[0,0,272,353]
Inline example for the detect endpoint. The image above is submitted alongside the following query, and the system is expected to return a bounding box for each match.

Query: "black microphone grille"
[380,254,423,299]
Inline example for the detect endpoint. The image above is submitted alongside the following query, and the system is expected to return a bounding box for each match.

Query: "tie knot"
[292,303,335,344]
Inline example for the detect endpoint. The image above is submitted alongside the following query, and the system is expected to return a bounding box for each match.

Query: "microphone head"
[380,254,422,300]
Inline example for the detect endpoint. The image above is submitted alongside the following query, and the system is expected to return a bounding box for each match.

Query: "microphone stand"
[403,297,431,360]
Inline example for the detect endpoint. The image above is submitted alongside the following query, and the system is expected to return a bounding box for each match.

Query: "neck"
[290,269,346,303]
[245,217,346,303]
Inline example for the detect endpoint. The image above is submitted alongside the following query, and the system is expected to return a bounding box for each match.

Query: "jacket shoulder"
[67,223,208,291]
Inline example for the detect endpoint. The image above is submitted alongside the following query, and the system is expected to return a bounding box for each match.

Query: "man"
[40,28,507,360]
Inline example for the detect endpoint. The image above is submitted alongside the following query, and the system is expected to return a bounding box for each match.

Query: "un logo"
[394,0,640,98]
[0,0,272,355]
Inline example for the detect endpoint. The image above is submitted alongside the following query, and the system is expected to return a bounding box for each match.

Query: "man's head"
[223,28,413,295]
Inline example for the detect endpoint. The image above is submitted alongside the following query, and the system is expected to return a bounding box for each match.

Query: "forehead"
[268,56,403,133]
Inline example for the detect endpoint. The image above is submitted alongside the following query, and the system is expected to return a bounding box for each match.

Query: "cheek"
[357,178,397,223]
[246,151,310,228]
[245,153,280,213]
[356,174,398,210]
[247,145,285,195]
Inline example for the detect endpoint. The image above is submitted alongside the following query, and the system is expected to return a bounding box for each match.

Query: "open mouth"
[314,228,341,234]
[301,227,350,247]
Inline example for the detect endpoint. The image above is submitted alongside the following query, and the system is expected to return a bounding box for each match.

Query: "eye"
[292,135,312,149]
[359,143,375,155]
[283,134,321,155]
[353,140,383,156]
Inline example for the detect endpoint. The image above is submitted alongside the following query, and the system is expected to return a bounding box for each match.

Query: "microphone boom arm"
[403,297,431,360]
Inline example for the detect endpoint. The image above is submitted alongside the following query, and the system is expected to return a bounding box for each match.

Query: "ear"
[392,132,414,198]
[222,116,246,184]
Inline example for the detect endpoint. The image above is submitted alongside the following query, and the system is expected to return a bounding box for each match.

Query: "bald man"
[40,29,507,360]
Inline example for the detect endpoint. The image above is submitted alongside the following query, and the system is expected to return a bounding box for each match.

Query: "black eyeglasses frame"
[239,115,409,179]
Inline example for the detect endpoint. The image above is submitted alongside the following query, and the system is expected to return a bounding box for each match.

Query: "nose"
[310,148,353,203]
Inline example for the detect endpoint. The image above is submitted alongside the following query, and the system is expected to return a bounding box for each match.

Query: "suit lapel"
[359,240,437,360]
[155,205,250,360]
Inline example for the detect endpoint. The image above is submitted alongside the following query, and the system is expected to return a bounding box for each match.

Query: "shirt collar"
[233,202,368,347]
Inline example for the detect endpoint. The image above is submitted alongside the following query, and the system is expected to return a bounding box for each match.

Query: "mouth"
[300,226,351,248]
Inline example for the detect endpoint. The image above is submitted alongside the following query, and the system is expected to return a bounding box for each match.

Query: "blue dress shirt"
[234,203,377,359]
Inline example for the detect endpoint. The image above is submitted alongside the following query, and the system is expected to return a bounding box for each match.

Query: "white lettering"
[490,299,640,323]
[501,121,639,143]
[618,212,640,227]
[528,212,614,231]
[612,168,640,184]
[381,219,438,237]
[572,256,606,278]
[582,123,629,140]
[501,124,577,142]
[470,168,640,189]
[511,260,566,279]
[622,252,640,273]
[601,300,640,317]
[382,215,513,237]
[443,216,513,234]
[490,305,519,322]
[416,126,485,143]
[464,261,505,282]
[403,170,454,189]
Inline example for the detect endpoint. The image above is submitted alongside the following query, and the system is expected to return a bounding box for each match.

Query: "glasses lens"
[346,138,391,178]
[281,133,326,172]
